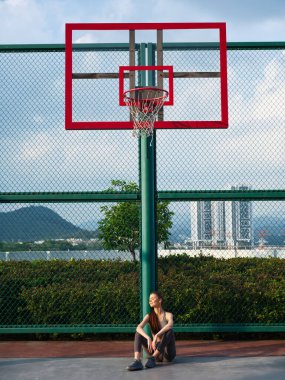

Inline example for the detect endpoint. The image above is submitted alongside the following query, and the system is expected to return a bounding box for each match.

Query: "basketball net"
[123,87,168,138]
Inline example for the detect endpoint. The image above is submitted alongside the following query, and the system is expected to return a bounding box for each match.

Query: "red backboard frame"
[65,22,228,130]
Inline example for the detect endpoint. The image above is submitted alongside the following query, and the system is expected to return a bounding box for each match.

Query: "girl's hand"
[152,335,158,351]
[147,337,153,353]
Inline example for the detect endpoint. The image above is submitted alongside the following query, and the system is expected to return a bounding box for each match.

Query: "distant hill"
[0,206,97,242]
[4,205,282,246]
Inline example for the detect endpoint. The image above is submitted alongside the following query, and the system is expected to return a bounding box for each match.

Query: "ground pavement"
[0,340,285,380]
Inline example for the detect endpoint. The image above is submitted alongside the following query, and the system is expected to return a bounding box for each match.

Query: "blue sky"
[1,0,285,44]
[0,0,285,225]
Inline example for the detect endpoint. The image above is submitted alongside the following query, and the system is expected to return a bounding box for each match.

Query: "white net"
[124,87,168,137]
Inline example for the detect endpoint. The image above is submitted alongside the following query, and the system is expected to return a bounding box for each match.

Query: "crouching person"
[127,291,176,371]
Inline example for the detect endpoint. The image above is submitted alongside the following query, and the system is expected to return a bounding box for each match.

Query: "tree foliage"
[98,180,174,261]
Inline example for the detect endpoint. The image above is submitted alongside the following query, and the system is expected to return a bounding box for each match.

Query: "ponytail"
[148,291,164,334]
[148,310,161,334]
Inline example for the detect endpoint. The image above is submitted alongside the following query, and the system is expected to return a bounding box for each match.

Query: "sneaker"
[126,359,143,371]
[145,356,156,369]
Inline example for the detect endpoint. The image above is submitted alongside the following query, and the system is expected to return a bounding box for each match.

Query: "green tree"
[98,180,174,261]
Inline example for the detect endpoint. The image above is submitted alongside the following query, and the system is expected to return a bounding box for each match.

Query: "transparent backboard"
[65,22,228,130]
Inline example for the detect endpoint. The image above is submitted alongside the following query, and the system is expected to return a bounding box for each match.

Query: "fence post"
[140,43,157,321]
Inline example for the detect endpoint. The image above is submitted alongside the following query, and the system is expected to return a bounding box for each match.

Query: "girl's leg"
[154,329,176,362]
[164,331,176,362]
[134,332,151,360]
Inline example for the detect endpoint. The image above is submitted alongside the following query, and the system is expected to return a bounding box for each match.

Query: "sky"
[1,0,285,44]
[0,0,285,226]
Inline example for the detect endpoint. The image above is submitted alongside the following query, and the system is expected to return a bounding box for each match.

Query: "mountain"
[5,205,282,245]
[0,206,96,242]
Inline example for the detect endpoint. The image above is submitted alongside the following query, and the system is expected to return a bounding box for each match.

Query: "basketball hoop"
[123,87,168,138]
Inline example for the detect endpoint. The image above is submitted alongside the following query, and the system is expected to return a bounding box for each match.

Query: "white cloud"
[220,127,285,167]
[1,0,285,44]
[14,127,139,191]
[20,132,53,160]
[228,56,285,125]
[74,33,97,44]
[251,59,285,121]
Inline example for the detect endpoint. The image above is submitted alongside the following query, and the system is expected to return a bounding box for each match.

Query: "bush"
[158,254,285,324]
[0,255,285,326]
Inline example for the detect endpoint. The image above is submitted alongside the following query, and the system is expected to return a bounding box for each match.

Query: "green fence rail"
[1,190,285,203]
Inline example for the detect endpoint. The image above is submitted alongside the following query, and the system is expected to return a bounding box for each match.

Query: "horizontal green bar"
[0,192,140,203]
[1,323,285,334]
[0,43,135,52]
[174,324,285,333]
[158,190,285,201]
[72,43,136,51]
[163,41,285,50]
[227,41,285,50]
[1,190,284,203]
[0,325,136,334]
[1,41,285,53]
[0,44,66,51]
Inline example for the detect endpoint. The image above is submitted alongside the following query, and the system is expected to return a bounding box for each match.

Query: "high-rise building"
[231,186,253,247]
[190,186,253,249]
[190,201,212,249]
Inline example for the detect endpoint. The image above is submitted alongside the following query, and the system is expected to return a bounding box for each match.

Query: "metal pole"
[140,42,157,320]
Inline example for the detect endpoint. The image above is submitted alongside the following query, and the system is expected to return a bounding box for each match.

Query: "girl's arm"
[136,314,152,340]
[136,314,153,352]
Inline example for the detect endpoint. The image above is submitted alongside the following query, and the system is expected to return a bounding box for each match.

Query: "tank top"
[159,311,168,328]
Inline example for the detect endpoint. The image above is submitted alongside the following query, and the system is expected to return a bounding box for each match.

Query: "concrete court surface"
[1,340,285,380]
[1,356,285,380]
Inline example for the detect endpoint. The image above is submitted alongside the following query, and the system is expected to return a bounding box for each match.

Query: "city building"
[190,186,253,249]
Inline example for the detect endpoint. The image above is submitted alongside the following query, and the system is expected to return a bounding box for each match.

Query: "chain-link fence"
[0,43,284,333]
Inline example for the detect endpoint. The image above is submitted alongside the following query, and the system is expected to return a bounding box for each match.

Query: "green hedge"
[0,260,140,325]
[0,255,285,326]
[158,255,285,324]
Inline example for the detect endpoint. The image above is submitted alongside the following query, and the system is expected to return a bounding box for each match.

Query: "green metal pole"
[140,43,157,320]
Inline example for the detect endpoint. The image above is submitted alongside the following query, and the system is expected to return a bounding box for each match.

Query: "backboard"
[65,22,228,130]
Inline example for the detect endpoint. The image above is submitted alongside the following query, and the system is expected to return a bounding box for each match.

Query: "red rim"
[123,86,169,103]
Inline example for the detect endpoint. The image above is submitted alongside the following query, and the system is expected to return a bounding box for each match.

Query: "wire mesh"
[0,202,140,327]
[0,48,138,192]
[158,200,285,325]
[157,47,285,190]
[0,43,284,332]
[72,49,132,122]
[162,48,221,121]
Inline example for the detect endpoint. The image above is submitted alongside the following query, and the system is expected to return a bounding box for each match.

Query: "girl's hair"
[148,291,164,334]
